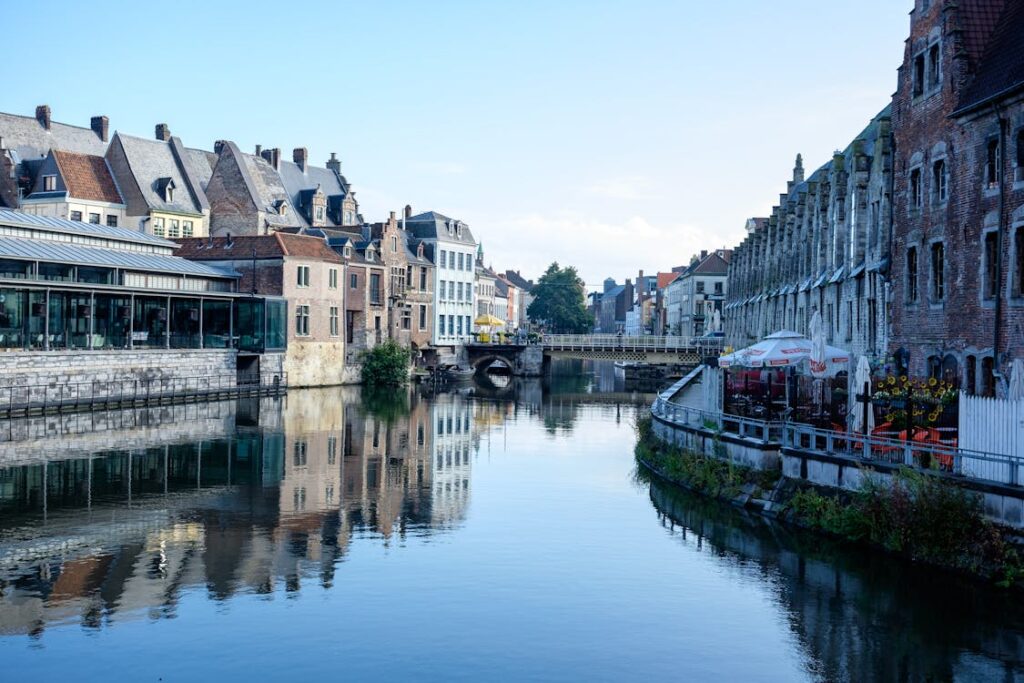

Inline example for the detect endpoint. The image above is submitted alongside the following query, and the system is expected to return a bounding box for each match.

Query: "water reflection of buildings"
[0,387,476,635]
[647,481,1024,682]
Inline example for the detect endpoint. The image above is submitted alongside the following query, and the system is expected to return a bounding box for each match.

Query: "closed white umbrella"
[808,311,827,379]
[711,308,722,333]
[808,311,826,410]
[1009,358,1024,401]
[848,355,875,435]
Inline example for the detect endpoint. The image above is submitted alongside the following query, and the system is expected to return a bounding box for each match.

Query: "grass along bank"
[635,415,1024,588]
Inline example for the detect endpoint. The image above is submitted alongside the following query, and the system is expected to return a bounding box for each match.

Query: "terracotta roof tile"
[174,233,342,263]
[52,150,122,204]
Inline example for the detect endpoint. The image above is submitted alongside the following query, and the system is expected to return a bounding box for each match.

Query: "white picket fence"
[959,394,1024,483]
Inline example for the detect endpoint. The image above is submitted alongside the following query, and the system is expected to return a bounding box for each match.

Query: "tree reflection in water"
[641,470,1024,682]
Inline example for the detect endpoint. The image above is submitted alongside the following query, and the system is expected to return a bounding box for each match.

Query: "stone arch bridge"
[465,335,723,377]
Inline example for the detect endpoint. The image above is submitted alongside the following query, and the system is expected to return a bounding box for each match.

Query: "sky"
[4,0,911,288]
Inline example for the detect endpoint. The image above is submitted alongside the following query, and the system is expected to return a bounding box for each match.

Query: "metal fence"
[543,334,723,354]
[651,396,783,442]
[651,397,1024,486]
[0,372,287,418]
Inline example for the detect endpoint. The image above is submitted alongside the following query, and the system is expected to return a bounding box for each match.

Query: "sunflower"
[900,375,908,383]
[888,376,897,386]
[928,411,940,422]
[928,377,937,387]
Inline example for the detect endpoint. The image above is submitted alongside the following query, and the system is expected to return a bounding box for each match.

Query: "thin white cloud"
[482,211,743,286]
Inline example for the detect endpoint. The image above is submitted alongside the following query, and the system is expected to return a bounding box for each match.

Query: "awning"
[474,314,505,326]
[849,261,866,278]
[828,266,846,284]
[812,270,830,289]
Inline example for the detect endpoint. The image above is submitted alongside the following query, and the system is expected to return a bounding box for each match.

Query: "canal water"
[1,362,1023,681]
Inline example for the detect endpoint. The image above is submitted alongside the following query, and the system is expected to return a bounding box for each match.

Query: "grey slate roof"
[0,208,177,248]
[234,147,304,227]
[277,159,350,227]
[404,210,477,246]
[0,112,107,167]
[184,147,217,192]
[112,133,206,215]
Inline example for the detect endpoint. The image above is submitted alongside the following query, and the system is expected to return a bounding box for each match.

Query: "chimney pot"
[90,116,109,142]
[155,123,171,142]
[255,144,262,156]
[262,148,281,170]
[325,152,340,173]
[404,204,412,219]
[35,105,51,130]
[214,140,226,155]
[389,210,396,220]
[293,147,308,172]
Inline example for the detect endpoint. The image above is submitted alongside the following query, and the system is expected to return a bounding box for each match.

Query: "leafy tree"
[360,340,411,387]
[527,262,594,333]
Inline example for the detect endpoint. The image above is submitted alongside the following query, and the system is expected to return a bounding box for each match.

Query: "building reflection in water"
[0,387,478,636]
[645,478,1024,682]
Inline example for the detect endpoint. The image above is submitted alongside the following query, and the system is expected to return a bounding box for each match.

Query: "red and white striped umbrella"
[719,330,849,372]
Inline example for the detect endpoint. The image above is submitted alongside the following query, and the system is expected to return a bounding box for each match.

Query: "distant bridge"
[465,335,723,375]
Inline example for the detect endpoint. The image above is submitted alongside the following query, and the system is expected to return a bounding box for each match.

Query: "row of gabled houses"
[591,250,731,337]
[0,106,535,388]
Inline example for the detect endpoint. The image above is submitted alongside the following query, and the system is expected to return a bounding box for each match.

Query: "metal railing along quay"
[652,397,1024,487]
[0,372,287,418]
[543,334,723,354]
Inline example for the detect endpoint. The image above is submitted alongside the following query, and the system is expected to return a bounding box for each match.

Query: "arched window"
[927,355,941,380]
[981,356,996,397]
[941,354,959,387]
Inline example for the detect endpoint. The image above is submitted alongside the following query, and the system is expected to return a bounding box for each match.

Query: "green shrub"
[787,469,1024,584]
[360,341,411,387]
[634,416,779,499]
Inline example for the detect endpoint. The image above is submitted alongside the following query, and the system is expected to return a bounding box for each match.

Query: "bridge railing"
[542,334,723,354]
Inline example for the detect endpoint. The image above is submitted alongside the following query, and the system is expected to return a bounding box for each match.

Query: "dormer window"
[157,177,176,203]
[275,199,288,216]
[366,249,374,262]
[316,205,324,221]
[43,175,56,192]
[344,246,352,259]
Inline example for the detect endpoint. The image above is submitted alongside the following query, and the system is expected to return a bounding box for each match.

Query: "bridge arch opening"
[472,356,513,374]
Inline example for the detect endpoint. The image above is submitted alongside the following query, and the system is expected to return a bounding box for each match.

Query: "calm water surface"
[1,362,1023,682]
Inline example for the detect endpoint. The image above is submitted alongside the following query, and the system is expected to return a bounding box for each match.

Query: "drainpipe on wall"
[993,106,1008,392]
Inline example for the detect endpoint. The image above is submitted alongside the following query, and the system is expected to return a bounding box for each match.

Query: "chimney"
[389,210,396,222]
[261,148,280,170]
[35,105,51,130]
[404,204,412,219]
[293,147,307,172]
[214,140,226,155]
[155,124,171,142]
[326,152,341,173]
[255,144,262,157]
[90,116,109,142]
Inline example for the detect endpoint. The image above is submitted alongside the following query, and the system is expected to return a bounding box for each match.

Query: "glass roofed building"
[0,208,286,355]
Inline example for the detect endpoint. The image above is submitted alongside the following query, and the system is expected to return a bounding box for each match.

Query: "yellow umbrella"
[474,314,505,327]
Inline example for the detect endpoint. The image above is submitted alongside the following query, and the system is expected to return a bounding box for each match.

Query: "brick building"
[890,0,1024,394]
[725,106,893,362]
[176,233,345,387]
